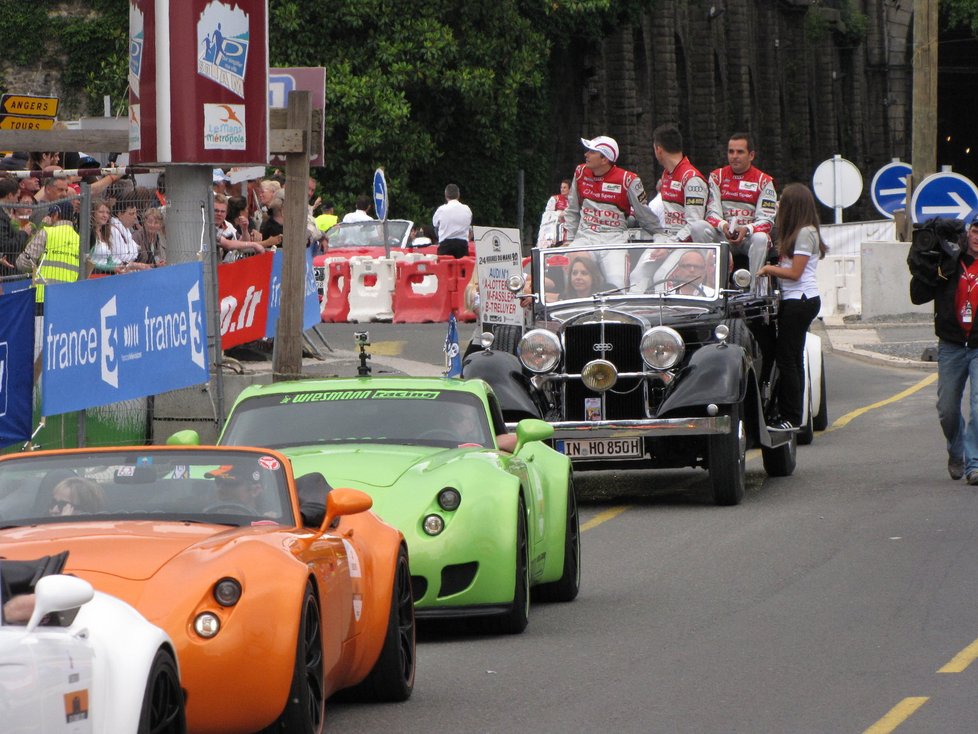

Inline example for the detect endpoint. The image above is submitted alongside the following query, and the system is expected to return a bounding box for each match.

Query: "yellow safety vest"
[35,223,80,303]
[315,213,338,232]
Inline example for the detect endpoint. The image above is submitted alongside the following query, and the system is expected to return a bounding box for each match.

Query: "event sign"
[217,254,274,348]
[129,0,269,165]
[0,289,35,447]
[264,249,321,339]
[42,264,208,416]
[474,226,524,328]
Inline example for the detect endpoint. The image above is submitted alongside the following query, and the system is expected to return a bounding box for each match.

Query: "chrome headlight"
[194,612,221,638]
[640,326,685,370]
[518,329,561,373]
[423,514,445,536]
[581,359,618,392]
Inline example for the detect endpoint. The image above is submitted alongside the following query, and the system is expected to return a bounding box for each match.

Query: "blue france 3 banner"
[0,288,36,447]
[265,248,322,338]
[42,263,209,415]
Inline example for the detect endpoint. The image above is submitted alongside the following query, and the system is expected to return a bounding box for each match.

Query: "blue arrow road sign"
[870,161,912,219]
[373,168,389,221]
[910,172,978,224]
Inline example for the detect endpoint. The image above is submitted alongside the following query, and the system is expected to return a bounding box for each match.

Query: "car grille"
[564,322,645,420]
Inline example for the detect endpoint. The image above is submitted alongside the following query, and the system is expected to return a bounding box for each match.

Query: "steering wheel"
[646,277,706,297]
[203,502,256,514]
[417,429,458,442]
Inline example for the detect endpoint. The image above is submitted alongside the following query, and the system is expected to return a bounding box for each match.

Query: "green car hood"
[280,442,490,488]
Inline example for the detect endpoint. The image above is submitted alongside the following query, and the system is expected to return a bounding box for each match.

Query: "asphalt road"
[320,329,977,734]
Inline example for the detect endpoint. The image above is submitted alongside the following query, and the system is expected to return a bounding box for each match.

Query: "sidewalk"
[815,313,937,369]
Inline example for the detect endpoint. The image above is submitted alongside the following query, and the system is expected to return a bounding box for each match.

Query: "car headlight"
[438,487,461,511]
[194,612,221,638]
[214,578,242,607]
[640,326,685,370]
[581,359,618,392]
[423,514,445,536]
[518,329,561,373]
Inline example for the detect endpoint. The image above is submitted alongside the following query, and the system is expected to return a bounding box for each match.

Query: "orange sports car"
[0,446,415,734]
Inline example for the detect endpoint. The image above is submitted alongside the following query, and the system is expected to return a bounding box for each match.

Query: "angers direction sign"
[0,94,59,118]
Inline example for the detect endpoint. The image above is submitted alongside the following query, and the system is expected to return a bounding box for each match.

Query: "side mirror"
[25,575,94,632]
[320,488,373,534]
[514,418,554,453]
[167,429,201,446]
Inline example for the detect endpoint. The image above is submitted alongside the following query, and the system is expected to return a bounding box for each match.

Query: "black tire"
[492,496,530,634]
[709,402,747,506]
[345,546,416,702]
[812,357,828,431]
[267,583,324,734]
[137,648,186,734]
[762,431,797,477]
[796,389,815,446]
[533,479,580,603]
[491,324,522,355]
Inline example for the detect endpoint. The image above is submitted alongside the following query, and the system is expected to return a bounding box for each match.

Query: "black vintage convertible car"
[463,241,821,506]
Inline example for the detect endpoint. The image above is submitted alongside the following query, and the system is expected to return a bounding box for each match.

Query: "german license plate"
[557,437,643,459]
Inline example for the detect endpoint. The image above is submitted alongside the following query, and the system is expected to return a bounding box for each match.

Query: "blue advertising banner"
[42,263,209,416]
[264,249,321,338]
[0,289,35,447]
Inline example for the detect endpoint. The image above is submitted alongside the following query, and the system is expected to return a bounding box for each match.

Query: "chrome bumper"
[505,415,731,437]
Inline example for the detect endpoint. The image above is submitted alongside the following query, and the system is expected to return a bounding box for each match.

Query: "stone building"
[551,0,915,220]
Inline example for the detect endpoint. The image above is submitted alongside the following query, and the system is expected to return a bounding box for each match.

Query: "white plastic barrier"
[816,254,861,317]
[346,256,397,322]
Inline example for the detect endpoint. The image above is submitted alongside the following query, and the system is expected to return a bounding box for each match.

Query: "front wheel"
[709,402,747,506]
[137,648,186,734]
[491,496,530,634]
[266,583,324,734]
[533,479,580,603]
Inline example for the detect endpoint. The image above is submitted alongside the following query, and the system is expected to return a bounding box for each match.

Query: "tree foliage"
[945,0,978,35]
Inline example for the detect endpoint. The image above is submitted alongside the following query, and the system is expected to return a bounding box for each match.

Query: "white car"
[0,573,186,733]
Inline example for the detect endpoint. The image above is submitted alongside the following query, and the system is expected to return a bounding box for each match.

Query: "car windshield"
[222,388,494,450]
[324,220,412,249]
[535,243,723,304]
[0,449,294,527]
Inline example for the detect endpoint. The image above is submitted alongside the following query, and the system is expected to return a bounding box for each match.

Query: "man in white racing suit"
[652,124,708,243]
[689,132,778,276]
[563,135,663,287]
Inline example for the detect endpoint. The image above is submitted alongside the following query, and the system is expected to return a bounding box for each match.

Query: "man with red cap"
[563,135,662,287]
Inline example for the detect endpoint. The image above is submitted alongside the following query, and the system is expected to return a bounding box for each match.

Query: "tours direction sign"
[870,160,912,219]
[0,94,59,118]
[910,171,978,224]
[0,116,55,131]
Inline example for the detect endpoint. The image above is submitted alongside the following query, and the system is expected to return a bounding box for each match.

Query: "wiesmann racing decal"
[278,389,441,404]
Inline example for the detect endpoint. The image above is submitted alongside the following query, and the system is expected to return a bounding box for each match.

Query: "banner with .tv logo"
[42,263,209,416]
[0,288,35,446]
[217,253,273,349]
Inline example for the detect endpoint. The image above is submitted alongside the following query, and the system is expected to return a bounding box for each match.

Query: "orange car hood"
[0,521,258,581]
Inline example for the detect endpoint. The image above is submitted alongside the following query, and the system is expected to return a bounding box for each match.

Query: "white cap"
[580,136,619,163]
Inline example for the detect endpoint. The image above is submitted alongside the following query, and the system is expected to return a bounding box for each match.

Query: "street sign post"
[870,161,912,219]
[812,154,863,224]
[374,168,390,256]
[909,171,978,224]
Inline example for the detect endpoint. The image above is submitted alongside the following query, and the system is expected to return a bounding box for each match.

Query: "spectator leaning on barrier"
[0,176,33,276]
[16,201,80,303]
[31,174,70,226]
[110,196,151,272]
[433,184,472,258]
[134,207,167,267]
[216,193,264,262]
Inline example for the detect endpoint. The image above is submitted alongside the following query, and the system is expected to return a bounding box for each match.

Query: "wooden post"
[272,90,311,381]
[912,0,938,187]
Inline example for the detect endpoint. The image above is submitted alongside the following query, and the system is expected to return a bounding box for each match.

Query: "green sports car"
[203,377,579,634]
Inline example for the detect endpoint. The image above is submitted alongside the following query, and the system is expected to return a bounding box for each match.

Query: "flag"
[444,313,462,377]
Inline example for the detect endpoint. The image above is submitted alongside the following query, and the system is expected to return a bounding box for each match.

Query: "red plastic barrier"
[392,258,455,323]
[451,256,477,322]
[320,260,351,323]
